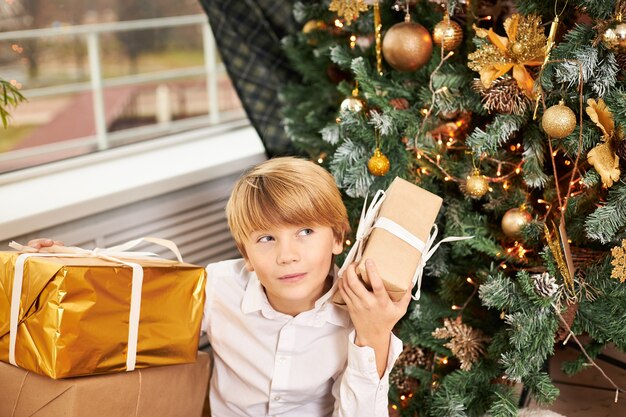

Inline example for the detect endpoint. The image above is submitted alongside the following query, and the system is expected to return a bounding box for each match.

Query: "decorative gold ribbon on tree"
[468,14,546,98]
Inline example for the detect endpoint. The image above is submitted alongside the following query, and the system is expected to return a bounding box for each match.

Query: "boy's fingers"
[345,263,372,301]
[364,259,387,297]
[27,238,52,249]
[338,277,360,310]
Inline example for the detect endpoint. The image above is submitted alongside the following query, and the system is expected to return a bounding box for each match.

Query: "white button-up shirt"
[202,259,402,417]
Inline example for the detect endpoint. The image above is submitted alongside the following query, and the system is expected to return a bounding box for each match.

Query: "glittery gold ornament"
[586,98,623,188]
[465,168,489,198]
[368,148,390,176]
[382,20,433,72]
[468,14,546,98]
[433,15,463,52]
[603,22,626,52]
[432,317,490,371]
[340,96,364,112]
[501,207,531,238]
[541,101,577,138]
[329,0,368,25]
[610,239,626,283]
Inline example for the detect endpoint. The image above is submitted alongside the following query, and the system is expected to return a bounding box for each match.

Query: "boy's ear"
[244,257,255,272]
[332,235,344,256]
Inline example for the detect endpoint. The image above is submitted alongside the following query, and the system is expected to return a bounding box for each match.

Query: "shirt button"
[273,396,281,401]
[277,356,286,363]
[368,356,375,363]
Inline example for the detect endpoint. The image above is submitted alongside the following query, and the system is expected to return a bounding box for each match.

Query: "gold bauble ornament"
[541,101,576,138]
[603,23,626,52]
[302,20,327,34]
[432,17,463,52]
[465,169,489,198]
[501,207,532,239]
[367,148,390,176]
[340,96,364,112]
[382,21,433,72]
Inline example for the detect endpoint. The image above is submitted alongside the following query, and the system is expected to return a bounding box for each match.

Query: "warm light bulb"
[335,19,343,27]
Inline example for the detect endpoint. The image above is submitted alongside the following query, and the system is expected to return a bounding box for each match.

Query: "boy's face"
[243,224,343,316]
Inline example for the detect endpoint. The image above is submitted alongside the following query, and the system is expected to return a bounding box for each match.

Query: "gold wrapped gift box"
[333,177,443,304]
[0,252,207,379]
[0,350,212,417]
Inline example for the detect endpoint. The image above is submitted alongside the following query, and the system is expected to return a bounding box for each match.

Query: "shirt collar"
[240,265,350,328]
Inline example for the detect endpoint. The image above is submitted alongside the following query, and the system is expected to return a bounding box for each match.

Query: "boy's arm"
[337,259,411,377]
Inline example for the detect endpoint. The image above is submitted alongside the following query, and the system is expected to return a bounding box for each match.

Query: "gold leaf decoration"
[586,98,623,188]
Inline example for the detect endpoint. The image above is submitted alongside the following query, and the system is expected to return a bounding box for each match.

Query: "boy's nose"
[276,242,299,265]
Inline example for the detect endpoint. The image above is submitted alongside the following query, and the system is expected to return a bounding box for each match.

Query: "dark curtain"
[198,0,300,157]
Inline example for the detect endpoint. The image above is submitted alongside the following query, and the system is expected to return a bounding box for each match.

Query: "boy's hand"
[338,259,411,377]
[27,239,64,251]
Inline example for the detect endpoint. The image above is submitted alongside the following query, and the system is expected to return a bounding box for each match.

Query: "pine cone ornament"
[472,77,531,116]
[532,272,559,298]
[390,345,427,394]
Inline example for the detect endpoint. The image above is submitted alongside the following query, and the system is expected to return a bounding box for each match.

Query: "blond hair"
[226,157,350,258]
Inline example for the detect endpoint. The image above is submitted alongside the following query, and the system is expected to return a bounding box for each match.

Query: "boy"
[29,157,412,416]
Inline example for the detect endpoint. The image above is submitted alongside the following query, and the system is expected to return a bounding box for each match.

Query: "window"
[0,1,245,174]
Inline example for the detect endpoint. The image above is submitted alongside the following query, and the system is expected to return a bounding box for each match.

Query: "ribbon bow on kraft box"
[0,237,207,379]
[333,177,471,305]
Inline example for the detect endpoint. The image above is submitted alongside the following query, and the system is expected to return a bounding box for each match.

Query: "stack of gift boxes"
[0,247,210,417]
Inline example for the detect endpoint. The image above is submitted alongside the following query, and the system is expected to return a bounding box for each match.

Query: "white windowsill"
[0,121,266,241]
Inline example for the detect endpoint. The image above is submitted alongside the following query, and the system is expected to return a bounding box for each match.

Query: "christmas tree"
[281,0,626,415]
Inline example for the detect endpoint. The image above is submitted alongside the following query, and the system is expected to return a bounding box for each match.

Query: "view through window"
[0,0,244,174]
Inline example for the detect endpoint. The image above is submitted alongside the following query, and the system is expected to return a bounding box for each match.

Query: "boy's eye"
[298,228,314,236]
[257,235,274,243]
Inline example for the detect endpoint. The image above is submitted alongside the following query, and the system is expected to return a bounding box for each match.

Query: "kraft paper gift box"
[0,239,207,379]
[333,177,445,304]
[0,350,212,417]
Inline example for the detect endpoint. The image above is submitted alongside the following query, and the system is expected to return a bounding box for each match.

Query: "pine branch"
[466,115,525,155]
[573,0,617,19]
[1,78,26,129]
[522,123,549,188]
[585,182,626,244]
